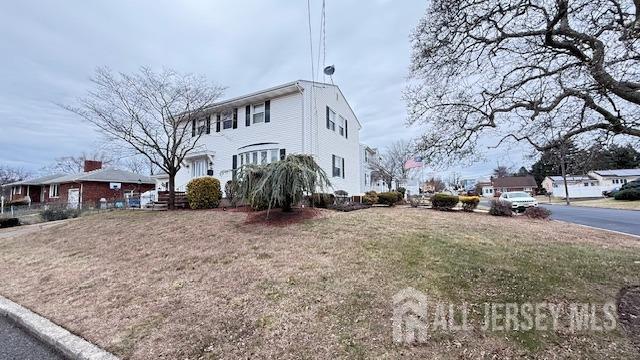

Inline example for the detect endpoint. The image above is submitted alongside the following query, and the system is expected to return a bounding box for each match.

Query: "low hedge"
[40,208,80,222]
[378,191,402,206]
[524,207,552,219]
[614,189,640,201]
[430,193,459,210]
[362,191,379,205]
[330,202,371,212]
[186,177,222,209]
[309,193,335,208]
[489,199,512,217]
[0,217,20,228]
[459,195,480,212]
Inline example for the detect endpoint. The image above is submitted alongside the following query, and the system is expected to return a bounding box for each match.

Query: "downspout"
[296,82,306,154]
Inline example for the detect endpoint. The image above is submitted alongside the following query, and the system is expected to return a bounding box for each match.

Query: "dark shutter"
[279,149,286,161]
[342,157,345,178]
[216,114,221,132]
[232,155,238,180]
[332,155,336,176]
[232,108,238,129]
[344,119,348,138]
[245,105,251,126]
[326,107,330,129]
[206,116,211,134]
[191,119,196,137]
[265,100,271,123]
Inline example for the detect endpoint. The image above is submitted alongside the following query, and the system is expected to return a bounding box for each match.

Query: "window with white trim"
[338,115,345,136]
[191,159,208,178]
[332,155,343,177]
[221,110,233,129]
[238,149,282,166]
[253,103,265,123]
[13,186,21,195]
[49,184,59,198]
[327,108,336,131]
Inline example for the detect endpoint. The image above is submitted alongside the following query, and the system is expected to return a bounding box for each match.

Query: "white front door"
[68,189,80,209]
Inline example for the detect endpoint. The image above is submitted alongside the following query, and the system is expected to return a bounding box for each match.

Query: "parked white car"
[499,191,538,209]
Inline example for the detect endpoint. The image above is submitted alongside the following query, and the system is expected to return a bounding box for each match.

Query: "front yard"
[0,208,639,358]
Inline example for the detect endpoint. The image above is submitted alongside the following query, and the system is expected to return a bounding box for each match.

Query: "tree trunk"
[559,155,571,206]
[168,173,176,210]
[282,194,293,212]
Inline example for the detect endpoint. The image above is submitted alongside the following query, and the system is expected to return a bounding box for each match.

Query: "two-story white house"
[154,80,364,196]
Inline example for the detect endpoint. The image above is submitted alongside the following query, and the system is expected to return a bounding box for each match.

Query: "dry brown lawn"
[0,207,639,359]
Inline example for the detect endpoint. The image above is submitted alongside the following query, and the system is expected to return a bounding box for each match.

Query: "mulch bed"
[243,206,322,226]
[618,286,640,352]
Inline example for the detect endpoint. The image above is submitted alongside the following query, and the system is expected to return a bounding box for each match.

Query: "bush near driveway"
[430,193,459,210]
[523,206,552,219]
[614,189,640,201]
[186,177,222,209]
[0,217,20,228]
[459,195,480,212]
[489,199,513,216]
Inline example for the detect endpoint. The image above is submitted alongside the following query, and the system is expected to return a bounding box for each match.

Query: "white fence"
[549,185,613,199]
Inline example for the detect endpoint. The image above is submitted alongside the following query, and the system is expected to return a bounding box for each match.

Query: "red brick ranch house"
[4,161,154,208]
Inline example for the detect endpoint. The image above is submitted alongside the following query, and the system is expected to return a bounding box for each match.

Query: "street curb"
[0,295,118,360]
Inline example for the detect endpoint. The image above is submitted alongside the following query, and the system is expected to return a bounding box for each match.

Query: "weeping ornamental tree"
[238,154,331,213]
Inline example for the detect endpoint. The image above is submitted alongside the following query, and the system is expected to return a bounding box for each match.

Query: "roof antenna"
[323,65,335,84]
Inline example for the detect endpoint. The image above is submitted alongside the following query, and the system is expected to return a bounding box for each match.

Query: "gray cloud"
[0,0,530,178]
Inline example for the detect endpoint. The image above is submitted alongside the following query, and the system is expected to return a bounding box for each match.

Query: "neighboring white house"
[588,169,640,187]
[154,80,364,196]
[360,144,379,193]
[542,169,640,199]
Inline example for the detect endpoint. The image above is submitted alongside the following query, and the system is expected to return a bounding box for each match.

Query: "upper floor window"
[221,111,233,129]
[338,116,345,136]
[49,184,59,198]
[253,103,265,123]
[196,118,207,134]
[327,108,336,131]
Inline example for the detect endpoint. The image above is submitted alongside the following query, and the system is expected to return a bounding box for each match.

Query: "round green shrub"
[362,191,379,205]
[459,195,480,212]
[378,191,401,206]
[186,177,222,209]
[430,193,459,210]
[614,189,640,201]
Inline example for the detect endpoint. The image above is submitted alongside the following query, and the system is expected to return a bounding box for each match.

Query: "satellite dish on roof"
[323,65,335,76]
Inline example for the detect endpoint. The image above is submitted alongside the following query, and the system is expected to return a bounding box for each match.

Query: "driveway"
[540,204,640,236]
[0,316,65,359]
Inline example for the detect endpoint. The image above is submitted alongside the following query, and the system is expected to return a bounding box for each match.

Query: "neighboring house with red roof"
[3,161,154,208]
[488,175,538,196]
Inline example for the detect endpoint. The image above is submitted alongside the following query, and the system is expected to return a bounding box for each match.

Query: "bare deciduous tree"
[492,166,511,178]
[369,140,415,191]
[43,151,115,174]
[406,0,640,165]
[0,165,30,199]
[65,67,224,209]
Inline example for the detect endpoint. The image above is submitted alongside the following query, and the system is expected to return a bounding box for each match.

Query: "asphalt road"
[539,204,640,236]
[479,199,639,236]
[0,315,65,360]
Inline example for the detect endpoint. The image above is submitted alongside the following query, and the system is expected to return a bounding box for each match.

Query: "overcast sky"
[0,0,530,180]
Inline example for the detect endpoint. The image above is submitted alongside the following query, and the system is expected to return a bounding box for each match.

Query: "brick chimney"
[84,160,102,172]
